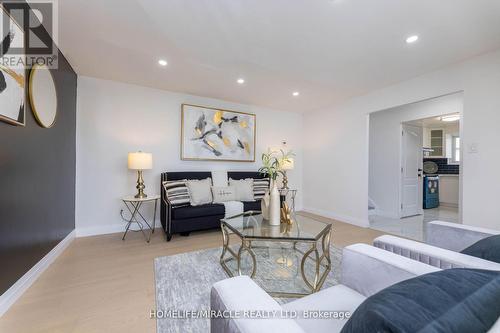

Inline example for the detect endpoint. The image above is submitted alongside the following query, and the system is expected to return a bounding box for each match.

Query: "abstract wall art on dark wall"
[0,4,25,126]
[181,104,256,162]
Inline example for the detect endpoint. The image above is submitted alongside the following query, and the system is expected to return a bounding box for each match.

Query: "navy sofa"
[160,171,266,241]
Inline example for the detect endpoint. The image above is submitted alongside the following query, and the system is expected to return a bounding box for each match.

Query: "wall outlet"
[468,143,479,153]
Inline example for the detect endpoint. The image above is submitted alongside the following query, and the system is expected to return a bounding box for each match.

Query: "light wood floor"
[0,213,385,333]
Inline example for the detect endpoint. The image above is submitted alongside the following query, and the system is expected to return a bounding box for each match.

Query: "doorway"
[368,93,463,241]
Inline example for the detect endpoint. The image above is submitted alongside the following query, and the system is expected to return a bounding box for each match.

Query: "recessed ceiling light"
[406,35,419,44]
[292,91,300,97]
[441,115,460,122]
[158,59,168,66]
[237,78,245,84]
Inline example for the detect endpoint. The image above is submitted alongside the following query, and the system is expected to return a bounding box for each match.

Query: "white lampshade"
[128,152,153,170]
[280,158,294,171]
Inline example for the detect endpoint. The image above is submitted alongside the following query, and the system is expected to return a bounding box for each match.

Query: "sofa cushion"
[186,178,213,206]
[229,178,255,201]
[212,186,237,203]
[172,203,225,220]
[243,200,261,212]
[341,268,500,333]
[162,179,190,207]
[461,235,500,263]
[253,178,270,199]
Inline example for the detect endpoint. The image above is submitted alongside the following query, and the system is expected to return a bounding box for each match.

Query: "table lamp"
[128,151,153,198]
[280,158,294,189]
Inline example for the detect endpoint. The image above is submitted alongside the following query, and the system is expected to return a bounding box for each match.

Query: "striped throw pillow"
[163,180,190,206]
[253,178,270,200]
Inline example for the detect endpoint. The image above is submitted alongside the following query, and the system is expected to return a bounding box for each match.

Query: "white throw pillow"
[186,178,213,206]
[229,178,255,201]
[212,186,237,203]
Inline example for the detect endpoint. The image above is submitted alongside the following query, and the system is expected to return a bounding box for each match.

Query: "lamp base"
[135,170,147,198]
[282,171,289,189]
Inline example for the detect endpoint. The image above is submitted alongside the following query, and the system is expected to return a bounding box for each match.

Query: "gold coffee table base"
[220,222,332,298]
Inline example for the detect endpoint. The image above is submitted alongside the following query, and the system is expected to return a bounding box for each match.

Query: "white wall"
[368,93,463,218]
[303,49,500,230]
[76,76,304,236]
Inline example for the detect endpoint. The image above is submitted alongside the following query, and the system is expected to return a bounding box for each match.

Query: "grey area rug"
[155,243,342,333]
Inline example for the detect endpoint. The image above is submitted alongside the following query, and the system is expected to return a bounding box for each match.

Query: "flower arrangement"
[258,149,295,181]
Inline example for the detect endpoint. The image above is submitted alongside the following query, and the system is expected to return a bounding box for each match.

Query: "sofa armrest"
[374,235,500,270]
[340,244,439,297]
[426,221,500,251]
[210,276,305,333]
[160,183,173,238]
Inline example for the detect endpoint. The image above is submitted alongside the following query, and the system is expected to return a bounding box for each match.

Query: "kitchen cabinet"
[429,129,444,157]
[423,126,459,160]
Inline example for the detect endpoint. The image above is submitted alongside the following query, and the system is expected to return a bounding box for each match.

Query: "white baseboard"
[0,230,75,317]
[76,223,125,237]
[302,207,369,227]
[76,222,162,238]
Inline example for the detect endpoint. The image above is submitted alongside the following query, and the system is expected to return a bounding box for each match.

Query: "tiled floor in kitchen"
[369,205,460,241]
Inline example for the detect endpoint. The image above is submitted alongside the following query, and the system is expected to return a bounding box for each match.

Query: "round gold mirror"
[29,64,58,128]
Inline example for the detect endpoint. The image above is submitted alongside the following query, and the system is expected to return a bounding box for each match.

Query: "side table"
[120,194,160,243]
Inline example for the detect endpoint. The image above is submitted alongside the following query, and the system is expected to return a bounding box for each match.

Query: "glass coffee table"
[220,211,332,298]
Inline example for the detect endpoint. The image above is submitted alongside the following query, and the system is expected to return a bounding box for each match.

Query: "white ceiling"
[58,0,500,112]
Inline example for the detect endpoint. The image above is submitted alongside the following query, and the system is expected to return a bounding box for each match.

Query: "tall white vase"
[269,180,281,226]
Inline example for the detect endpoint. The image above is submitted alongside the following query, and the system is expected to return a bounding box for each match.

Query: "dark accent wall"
[0,2,77,294]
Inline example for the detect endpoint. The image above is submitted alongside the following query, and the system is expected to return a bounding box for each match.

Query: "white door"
[400,125,423,217]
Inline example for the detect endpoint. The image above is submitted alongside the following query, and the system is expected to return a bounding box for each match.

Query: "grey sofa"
[374,220,500,270]
[210,243,440,333]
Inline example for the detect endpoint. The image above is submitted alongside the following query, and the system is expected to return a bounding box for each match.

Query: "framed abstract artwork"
[181,104,256,162]
[0,5,25,126]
